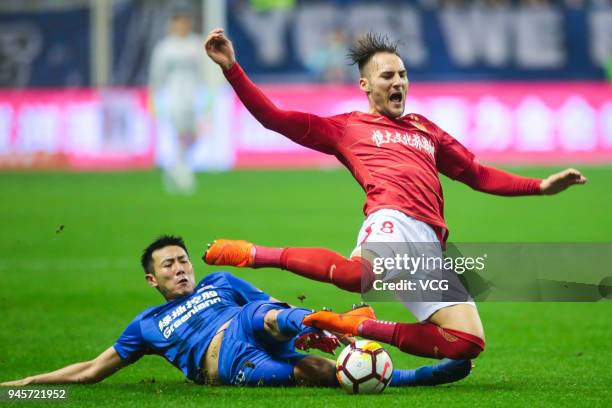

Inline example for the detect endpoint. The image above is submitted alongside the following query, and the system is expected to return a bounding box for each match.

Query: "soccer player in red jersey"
[203,28,587,362]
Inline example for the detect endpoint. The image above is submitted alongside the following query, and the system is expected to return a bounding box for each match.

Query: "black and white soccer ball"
[336,340,393,394]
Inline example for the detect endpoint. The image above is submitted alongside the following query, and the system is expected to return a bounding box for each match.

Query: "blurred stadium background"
[1,1,610,407]
[1,0,611,170]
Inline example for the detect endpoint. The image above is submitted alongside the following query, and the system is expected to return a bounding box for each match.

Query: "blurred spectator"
[304,29,349,83]
[149,3,206,194]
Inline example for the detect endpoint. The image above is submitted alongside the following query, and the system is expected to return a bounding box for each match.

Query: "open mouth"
[389,91,403,104]
[177,278,189,285]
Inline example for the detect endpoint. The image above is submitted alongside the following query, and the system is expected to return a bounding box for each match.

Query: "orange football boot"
[302,304,377,336]
[203,239,254,267]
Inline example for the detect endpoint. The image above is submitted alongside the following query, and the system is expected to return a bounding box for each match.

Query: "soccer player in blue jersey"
[1,235,471,388]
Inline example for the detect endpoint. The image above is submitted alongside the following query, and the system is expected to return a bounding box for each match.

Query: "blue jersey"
[113,272,270,382]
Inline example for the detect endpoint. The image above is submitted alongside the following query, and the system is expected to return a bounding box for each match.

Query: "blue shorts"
[218,301,309,386]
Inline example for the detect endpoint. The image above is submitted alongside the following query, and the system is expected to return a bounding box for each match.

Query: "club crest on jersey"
[371,129,435,158]
[411,120,429,133]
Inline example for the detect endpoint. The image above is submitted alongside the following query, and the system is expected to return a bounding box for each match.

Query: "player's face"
[169,15,192,37]
[146,245,196,301]
[360,53,408,118]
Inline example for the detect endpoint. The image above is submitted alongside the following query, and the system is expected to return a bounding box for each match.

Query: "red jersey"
[225,64,541,242]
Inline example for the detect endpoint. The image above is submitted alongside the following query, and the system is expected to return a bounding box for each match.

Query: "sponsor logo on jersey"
[157,288,221,338]
[371,129,435,158]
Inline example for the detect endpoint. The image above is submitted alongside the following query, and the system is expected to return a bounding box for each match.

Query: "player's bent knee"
[446,340,484,360]
[428,304,486,341]
[262,309,287,341]
[293,356,337,387]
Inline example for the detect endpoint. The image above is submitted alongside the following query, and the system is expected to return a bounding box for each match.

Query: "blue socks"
[390,359,472,387]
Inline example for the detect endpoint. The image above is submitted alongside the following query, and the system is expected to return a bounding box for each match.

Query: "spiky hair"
[347,32,400,75]
[141,235,189,275]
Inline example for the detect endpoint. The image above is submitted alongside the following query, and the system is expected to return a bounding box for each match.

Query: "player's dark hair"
[347,32,400,75]
[141,235,189,275]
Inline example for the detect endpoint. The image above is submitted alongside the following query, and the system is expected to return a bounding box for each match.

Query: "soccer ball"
[336,340,393,394]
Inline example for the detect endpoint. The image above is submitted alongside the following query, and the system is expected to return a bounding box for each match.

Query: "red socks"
[254,245,484,360]
[253,246,373,293]
[252,246,284,267]
[359,320,484,360]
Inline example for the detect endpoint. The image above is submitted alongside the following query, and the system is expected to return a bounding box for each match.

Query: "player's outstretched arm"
[0,347,128,386]
[455,162,587,197]
[436,123,586,196]
[204,28,345,154]
[539,168,588,195]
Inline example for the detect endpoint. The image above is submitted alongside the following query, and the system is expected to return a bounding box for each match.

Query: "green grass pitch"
[0,167,610,407]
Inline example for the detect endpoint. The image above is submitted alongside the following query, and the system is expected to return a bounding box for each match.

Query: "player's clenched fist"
[205,28,235,71]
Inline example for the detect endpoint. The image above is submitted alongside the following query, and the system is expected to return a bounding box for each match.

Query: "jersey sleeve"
[224,63,348,154]
[433,123,476,180]
[455,161,542,196]
[220,272,271,305]
[113,317,148,362]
